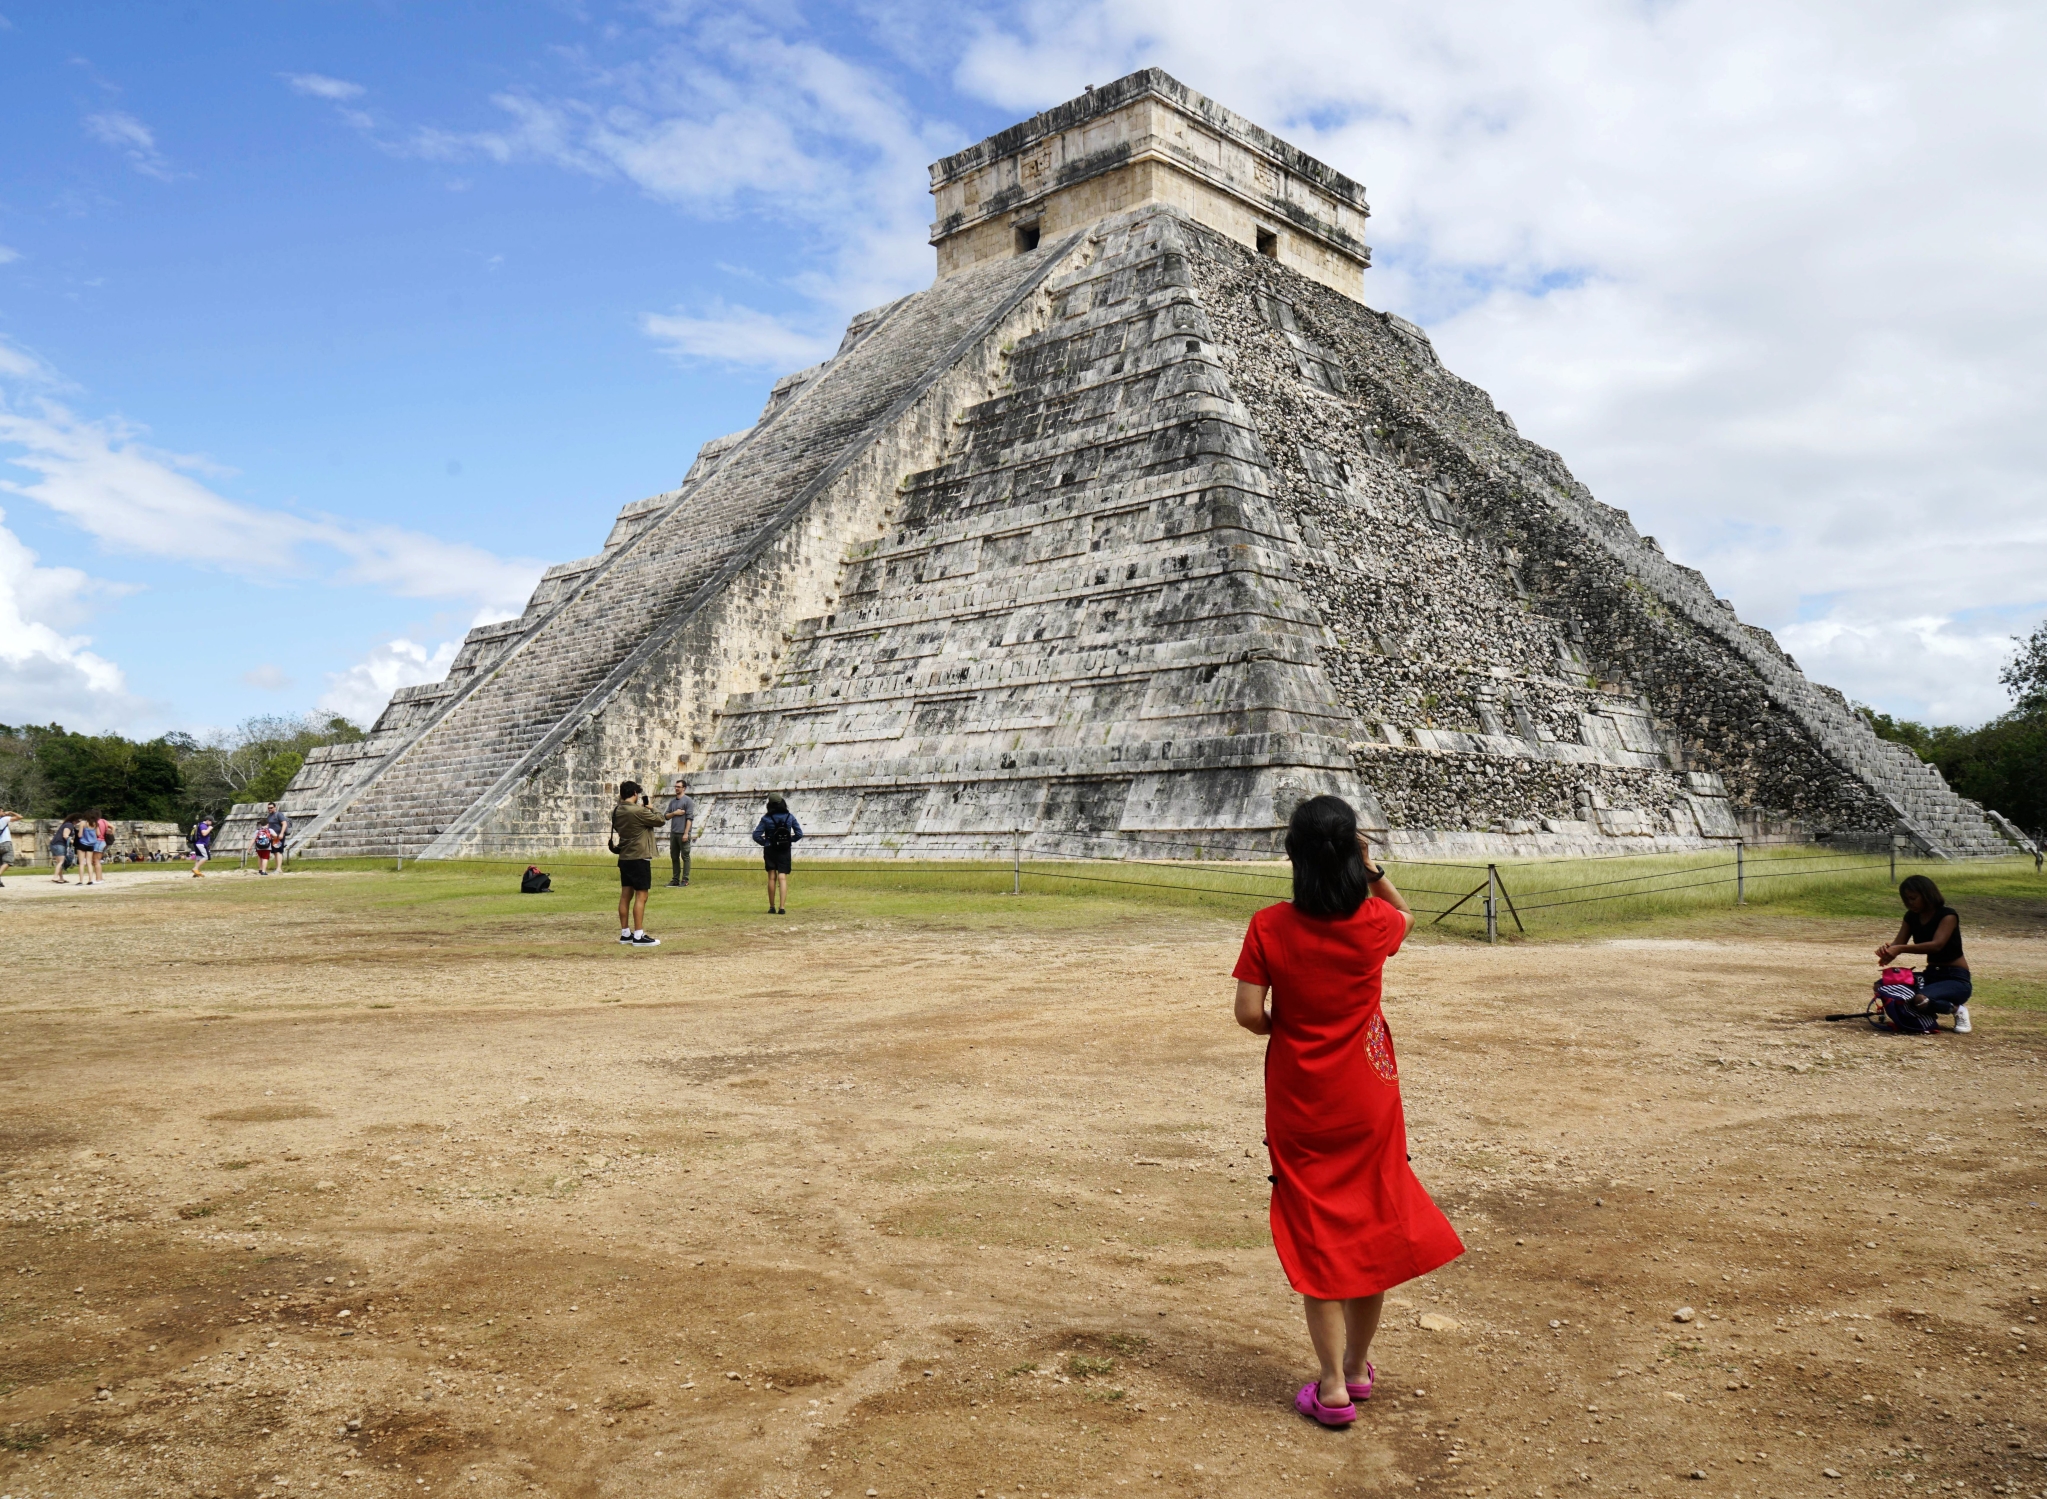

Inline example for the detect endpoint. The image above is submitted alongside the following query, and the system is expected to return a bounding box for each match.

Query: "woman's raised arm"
[1360,836,1414,931]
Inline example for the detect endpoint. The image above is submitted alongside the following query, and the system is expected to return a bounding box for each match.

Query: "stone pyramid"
[273,70,2024,863]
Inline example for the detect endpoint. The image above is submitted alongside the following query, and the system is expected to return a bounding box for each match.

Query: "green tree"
[33,732,184,819]
[2003,619,2047,714]
[243,750,305,805]
[179,712,364,821]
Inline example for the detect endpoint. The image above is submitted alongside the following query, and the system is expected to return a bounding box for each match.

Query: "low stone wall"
[8,820,186,864]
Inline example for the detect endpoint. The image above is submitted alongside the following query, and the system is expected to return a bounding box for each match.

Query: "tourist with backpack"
[250,820,279,875]
[1232,795,1462,1428]
[1876,874,1973,1033]
[189,816,215,877]
[751,795,803,915]
[611,780,664,946]
[50,817,76,883]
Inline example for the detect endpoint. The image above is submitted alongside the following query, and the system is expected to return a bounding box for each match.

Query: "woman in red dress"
[1233,794,1464,1427]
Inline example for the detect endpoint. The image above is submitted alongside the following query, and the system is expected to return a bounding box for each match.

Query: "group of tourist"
[607,777,802,946]
[29,809,117,885]
[0,800,292,888]
[181,802,287,877]
[6,765,1987,1435]
[598,779,1989,1427]
[0,806,151,886]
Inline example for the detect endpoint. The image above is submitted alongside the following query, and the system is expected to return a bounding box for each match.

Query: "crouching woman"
[1233,795,1464,1428]
[1878,874,1972,1033]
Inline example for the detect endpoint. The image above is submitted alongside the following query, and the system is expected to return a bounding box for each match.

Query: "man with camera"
[611,781,665,947]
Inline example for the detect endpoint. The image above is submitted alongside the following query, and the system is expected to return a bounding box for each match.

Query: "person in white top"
[0,808,18,888]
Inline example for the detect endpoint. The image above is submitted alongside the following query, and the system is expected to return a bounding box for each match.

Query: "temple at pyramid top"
[929,68,1372,300]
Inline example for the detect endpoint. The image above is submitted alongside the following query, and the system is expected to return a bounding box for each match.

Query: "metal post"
[1889,832,1897,884]
[1485,863,1499,945]
[1736,839,1746,906]
[1013,827,1022,896]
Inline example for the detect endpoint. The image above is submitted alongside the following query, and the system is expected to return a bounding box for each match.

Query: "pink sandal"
[1295,1382,1357,1427]
[1346,1361,1376,1403]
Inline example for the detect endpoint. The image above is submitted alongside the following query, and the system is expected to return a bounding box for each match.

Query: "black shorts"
[618,858,652,891]
[762,848,792,875]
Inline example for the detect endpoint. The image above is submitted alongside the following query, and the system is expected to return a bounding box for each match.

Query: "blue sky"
[3,0,2043,736]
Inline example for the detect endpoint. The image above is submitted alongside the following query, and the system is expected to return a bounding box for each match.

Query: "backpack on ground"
[1871,966,1937,1034]
[520,866,552,894]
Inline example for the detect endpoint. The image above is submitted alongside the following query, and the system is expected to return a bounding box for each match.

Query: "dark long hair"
[1899,873,1945,911]
[766,795,789,816]
[1286,795,1371,919]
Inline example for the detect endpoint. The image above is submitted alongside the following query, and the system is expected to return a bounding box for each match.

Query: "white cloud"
[0,337,52,383]
[283,73,365,101]
[317,636,459,723]
[83,110,174,181]
[0,396,543,615]
[0,246,20,266]
[404,16,950,365]
[1778,614,2029,726]
[641,302,837,369]
[241,663,294,691]
[0,342,544,734]
[0,504,144,730]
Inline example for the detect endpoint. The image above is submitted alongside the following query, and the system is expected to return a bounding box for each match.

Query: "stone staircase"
[292,246,1075,859]
[689,209,1368,858]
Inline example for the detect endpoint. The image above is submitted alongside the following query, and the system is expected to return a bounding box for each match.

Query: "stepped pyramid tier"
[275,70,2028,864]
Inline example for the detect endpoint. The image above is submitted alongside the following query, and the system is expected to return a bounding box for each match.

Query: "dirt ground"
[3,875,2046,1499]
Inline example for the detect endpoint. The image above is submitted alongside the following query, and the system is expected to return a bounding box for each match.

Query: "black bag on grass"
[520,866,552,894]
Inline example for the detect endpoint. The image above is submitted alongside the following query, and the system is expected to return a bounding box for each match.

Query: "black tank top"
[1906,904,1964,967]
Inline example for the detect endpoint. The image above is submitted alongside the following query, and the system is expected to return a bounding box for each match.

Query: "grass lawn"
[175,844,2047,969]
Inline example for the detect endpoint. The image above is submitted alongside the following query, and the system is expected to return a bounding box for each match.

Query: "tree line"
[0,713,365,828]
[1858,620,2047,839]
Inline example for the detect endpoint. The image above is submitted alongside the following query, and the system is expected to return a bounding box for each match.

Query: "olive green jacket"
[611,800,665,861]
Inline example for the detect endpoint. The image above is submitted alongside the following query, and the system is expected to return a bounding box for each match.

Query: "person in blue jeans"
[1877,873,1972,1033]
[751,795,803,915]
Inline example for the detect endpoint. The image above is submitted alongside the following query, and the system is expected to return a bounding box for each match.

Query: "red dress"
[1233,896,1463,1300]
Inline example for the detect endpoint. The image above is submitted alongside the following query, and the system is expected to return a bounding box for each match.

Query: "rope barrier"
[302,827,1909,932]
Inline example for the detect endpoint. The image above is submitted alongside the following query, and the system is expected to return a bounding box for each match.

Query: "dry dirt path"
[1,887,2044,1499]
[0,867,218,900]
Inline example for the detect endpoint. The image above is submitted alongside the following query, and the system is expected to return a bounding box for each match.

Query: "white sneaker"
[1953,1004,1971,1034]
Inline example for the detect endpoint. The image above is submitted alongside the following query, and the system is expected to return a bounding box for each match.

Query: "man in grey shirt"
[665,779,696,887]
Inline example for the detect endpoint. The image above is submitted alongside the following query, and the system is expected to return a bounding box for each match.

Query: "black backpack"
[520,866,552,894]
[763,814,793,851]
